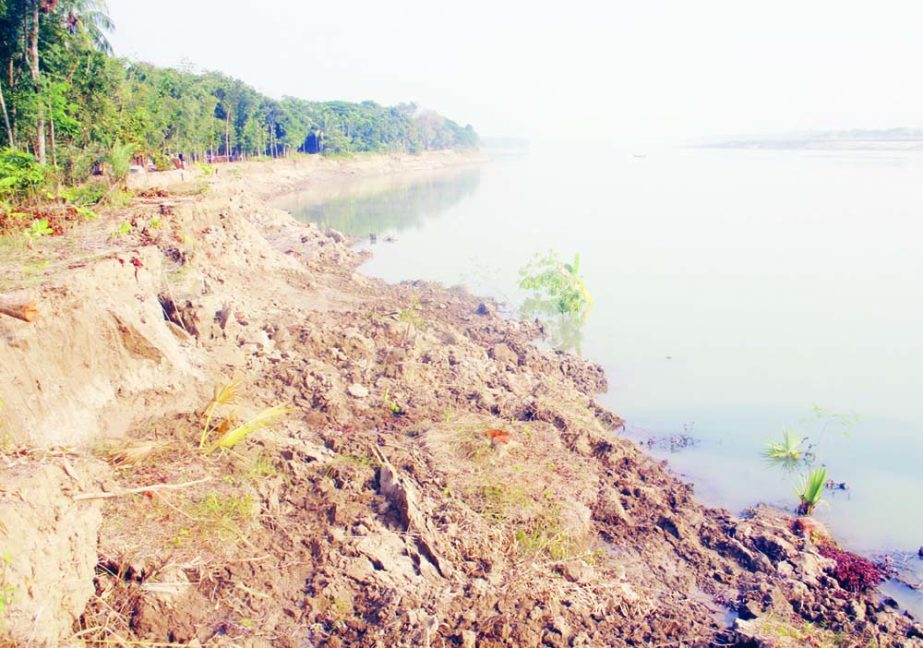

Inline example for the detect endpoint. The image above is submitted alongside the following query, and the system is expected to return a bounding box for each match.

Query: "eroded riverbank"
[1,153,921,646]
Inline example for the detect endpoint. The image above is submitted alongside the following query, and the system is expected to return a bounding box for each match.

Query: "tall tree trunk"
[225,111,230,160]
[29,1,45,164]
[0,77,13,148]
[49,104,56,167]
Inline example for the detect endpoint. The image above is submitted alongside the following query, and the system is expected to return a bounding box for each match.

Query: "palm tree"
[22,0,113,162]
[62,0,114,54]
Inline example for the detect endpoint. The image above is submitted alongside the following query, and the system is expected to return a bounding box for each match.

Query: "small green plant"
[514,515,573,560]
[24,218,53,239]
[196,492,254,523]
[115,222,131,236]
[169,527,192,547]
[74,205,100,221]
[149,218,162,229]
[245,452,278,480]
[796,467,827,516]
[196,162,215,177]
[806,405,861,441]
[763,430,806,469]
[178,492,257,545]
[519,250,592,317]
[381,387,405,417]
[399,294,427,331]
[478,482,530,522]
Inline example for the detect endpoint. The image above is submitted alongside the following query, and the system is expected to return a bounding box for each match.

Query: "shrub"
[152,151,172,171]
[61,181,107,206]
[107,140,136,185]
[24,218,53,239]
[0,149,48,203]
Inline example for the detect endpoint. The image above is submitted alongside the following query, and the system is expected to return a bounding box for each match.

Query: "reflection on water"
[521,303,587,354]
[273,166,481,237]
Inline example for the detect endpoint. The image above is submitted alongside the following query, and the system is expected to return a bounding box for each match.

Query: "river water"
[275,145,923,614]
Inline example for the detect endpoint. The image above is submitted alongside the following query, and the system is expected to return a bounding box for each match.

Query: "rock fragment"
[347,383,369,398]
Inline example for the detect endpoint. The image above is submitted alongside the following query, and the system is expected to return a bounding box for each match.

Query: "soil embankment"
[0,151,920,646]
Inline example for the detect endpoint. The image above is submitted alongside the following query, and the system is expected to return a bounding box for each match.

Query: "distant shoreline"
[698,129,923,151]
[127,149,487,196]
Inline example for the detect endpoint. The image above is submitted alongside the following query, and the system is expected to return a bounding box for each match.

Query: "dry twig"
[74,477,212,501]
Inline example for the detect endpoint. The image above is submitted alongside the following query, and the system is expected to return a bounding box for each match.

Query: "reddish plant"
[818,543,883,592]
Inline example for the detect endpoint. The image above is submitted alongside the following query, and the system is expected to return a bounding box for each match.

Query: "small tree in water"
[519,250,592,353]
[519,250,592,316]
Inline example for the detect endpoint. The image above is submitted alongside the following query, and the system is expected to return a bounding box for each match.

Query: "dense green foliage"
[0,148,46,203]
[519,251,593,317]
[0,0,478,188]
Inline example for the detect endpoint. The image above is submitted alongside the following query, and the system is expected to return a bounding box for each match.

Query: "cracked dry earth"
[1,158,922,647]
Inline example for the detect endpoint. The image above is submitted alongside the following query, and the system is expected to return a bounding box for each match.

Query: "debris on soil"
[0,300,37,322]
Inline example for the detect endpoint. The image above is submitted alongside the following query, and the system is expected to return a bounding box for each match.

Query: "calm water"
[276,146,923,613]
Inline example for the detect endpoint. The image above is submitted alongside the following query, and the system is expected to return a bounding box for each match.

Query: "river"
[274,144,923,615]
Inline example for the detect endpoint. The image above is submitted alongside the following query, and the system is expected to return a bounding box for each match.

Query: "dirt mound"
[1,155,921,646]
[0,456,109,644]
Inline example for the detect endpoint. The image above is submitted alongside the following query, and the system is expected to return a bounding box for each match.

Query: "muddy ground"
[1,152,921,647]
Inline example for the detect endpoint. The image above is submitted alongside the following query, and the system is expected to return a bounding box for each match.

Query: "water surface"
[279,146,923,614]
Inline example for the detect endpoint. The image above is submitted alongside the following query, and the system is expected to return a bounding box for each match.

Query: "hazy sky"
[108,1,923,145]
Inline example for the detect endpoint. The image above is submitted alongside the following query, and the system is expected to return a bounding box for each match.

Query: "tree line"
[0,0,478,185]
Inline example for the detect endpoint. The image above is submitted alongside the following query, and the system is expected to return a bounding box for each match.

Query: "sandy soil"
[0,151,921,647]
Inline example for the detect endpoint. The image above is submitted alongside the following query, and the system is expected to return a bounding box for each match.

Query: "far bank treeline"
[0,0,478,185]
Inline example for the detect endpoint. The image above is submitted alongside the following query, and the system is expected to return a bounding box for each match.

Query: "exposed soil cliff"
[0,152,920,647]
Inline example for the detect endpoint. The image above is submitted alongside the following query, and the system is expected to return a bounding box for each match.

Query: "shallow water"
[276,145,923,615]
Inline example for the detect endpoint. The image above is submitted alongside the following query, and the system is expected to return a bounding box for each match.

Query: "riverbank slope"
[0,152,920,647]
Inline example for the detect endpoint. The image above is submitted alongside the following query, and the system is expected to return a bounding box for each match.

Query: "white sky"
[107,1,923,145]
